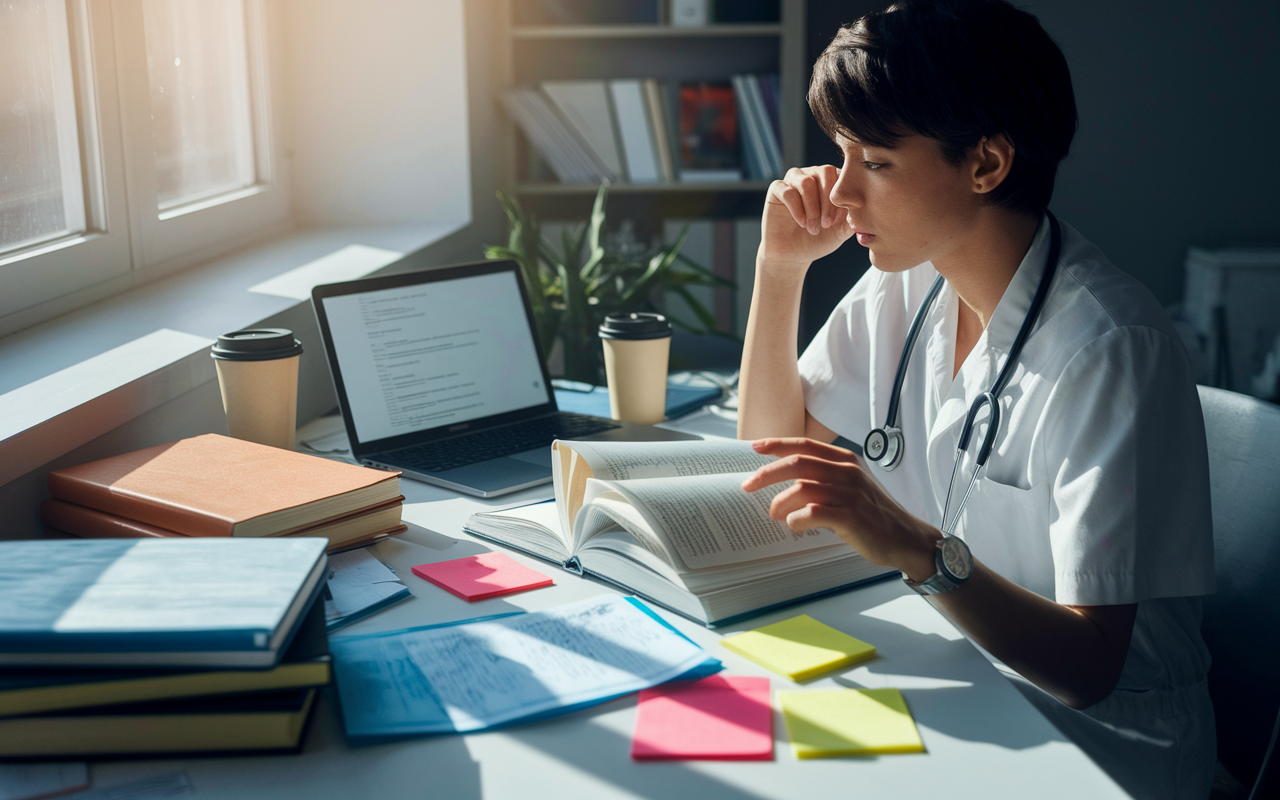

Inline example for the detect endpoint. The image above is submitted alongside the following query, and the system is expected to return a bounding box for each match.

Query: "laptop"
[311,257,698,497]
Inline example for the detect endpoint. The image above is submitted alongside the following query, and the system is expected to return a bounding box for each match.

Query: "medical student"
[737,1,1217,797]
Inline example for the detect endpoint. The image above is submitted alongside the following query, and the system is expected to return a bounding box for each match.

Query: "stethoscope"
[862,212,1062,534]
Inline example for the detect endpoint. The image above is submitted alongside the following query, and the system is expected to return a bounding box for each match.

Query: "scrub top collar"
[922,214,1055,504]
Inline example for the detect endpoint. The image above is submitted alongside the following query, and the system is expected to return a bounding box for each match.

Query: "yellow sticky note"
[779,688,925,758]
[719,615,875,681]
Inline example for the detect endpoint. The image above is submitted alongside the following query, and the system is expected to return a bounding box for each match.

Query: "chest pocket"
[958,478,1055,600]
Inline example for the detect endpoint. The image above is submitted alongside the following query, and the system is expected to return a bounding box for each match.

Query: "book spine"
[732,75,767,181]
[748,75,784,177]
[609,80,661,183]
[42,498,190,539]
[0,628,271,656]
[46,474,233,537]
[503,90,588,183]
[643,79,676,183]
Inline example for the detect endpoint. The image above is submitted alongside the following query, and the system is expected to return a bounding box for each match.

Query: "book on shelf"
[0,687,319,758]
[609,79,661,183]
[678,81,742,182]
[507,75,779,188]
[0,538,328,668]
[45,433,401,541]
[0,595,330,719]
[643,79,677,182]
[514,0,661,26]
[41,495,407,554]
[732,74,783,180]
[541,80,625,181]
[463,439,895,626]
[503,87,609,183]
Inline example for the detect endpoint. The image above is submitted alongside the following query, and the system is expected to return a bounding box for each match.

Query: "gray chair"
[1198,385,1280,799]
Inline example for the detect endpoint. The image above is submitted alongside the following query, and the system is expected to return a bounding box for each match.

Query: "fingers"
[752,437,859,462]
[741,451,858,492]
[771,166,842,235]
[768,479,850,521]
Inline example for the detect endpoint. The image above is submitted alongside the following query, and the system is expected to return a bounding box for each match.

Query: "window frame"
[0,0,289,335]
[111,0,288,272]
[0,0,131,326]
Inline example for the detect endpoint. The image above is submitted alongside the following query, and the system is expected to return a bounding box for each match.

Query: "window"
[0,0,84,255]
[142,0,257,212]
[0,0,287,334]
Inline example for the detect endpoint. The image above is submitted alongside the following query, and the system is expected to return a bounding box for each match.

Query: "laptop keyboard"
[383,413,622,473]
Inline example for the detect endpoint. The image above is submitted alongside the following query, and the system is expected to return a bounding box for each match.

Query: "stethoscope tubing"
[866,212,1064,533]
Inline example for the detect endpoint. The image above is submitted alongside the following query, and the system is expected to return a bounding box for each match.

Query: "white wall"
[282,0,471,228]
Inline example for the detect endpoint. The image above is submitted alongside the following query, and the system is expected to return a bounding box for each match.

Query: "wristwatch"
[903,535,973,595]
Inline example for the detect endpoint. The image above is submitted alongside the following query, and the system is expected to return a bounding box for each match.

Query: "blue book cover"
[0,538,328,668]
[554,382,722,420]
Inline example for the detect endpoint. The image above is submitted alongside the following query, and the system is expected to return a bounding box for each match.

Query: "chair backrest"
[1197,385,1280,794]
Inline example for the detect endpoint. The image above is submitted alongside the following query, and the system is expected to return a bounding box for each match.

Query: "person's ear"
[971,135,1015,195]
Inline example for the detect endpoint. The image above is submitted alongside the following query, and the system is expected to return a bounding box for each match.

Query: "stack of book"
[41,433,406,554]
[504,74,782,186]
[0,538,331,758]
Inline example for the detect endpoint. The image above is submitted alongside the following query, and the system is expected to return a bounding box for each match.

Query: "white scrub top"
[799,216,1217,800]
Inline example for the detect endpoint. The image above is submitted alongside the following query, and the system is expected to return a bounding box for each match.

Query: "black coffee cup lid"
[211,329,303,361]
[598,313,672,340]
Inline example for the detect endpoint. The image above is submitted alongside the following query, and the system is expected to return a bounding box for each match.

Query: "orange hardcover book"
[46,434,401,538]
[41,496,407,553]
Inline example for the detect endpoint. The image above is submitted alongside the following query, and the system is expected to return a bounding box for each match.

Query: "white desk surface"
[86,410,1129,799]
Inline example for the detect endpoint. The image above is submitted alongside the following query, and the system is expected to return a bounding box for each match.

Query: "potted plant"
[485,183,734,384]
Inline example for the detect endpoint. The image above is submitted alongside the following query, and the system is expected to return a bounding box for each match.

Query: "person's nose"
[829,166,862,212]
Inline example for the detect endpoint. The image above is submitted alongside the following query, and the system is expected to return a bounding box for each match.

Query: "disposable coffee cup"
[599,313,672,425]
[211,328,303,451]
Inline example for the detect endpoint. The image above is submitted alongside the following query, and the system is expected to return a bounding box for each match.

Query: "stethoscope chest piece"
[864,425,903,470]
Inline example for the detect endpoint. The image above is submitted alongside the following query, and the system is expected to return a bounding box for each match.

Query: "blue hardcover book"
[0,538,328,668]
[553,381,722,420]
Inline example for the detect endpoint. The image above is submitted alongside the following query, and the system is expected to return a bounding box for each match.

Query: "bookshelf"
[496,0,806,221]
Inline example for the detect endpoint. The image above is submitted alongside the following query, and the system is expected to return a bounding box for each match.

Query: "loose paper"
[631,675,772,761]
[325,548,410,630]
[719,615,875,681]
[329,595,718,739]
[779,688,925,758]
[411,552,552,601]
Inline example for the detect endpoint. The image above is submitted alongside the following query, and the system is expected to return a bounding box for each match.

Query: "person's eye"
[863,161,888,171]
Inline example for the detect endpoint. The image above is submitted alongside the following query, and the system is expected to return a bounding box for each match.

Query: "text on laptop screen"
[322,270,549,443]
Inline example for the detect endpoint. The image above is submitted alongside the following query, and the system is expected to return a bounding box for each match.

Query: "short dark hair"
[809,0,1077,216]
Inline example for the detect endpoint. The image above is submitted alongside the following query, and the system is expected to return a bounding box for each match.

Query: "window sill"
[0,220,469,489]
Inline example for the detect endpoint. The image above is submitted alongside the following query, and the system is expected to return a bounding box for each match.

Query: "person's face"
[829,134,982,272]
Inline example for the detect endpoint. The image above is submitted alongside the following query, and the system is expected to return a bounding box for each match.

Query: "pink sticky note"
[631,675,773,761]
[411,552,553,601]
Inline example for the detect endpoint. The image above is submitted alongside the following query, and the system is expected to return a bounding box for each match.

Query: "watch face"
[940,537,972,580]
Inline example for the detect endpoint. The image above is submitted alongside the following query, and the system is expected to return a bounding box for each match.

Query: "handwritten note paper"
[411,552,553,601]
[779,688,925,758]
[720,615,875,681]
[631,675,772,761]
[329,596,719,741]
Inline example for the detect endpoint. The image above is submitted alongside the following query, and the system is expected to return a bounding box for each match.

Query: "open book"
[463,439,895,626]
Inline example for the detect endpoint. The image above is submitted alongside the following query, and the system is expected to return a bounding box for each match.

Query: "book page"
[554,439,776,536]
[566,439,773,482]
[398,596,711,732]
[589,473,843,571]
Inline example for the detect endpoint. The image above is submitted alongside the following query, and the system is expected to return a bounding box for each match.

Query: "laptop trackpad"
[436,456,551,493]
[508,447,553,469]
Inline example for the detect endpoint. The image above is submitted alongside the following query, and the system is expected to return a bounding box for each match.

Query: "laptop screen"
[320,269,550,444]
